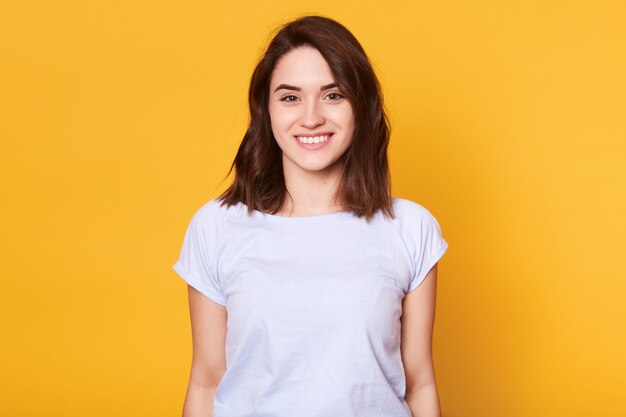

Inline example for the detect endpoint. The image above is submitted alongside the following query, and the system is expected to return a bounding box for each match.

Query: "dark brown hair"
[218,15,394,222]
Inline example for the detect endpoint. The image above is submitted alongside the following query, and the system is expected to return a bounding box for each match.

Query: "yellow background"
[1,1,624,416]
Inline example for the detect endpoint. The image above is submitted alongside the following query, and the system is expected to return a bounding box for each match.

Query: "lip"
[293,131,334,138]
[293,132,334,150]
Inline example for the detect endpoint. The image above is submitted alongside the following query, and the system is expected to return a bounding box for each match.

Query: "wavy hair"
[218,15,393,222]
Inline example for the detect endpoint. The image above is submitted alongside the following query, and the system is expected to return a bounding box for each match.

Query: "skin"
[183,45,441,417]
[183,286,226,417]
[267,45,355,216]
[402,264,442,417]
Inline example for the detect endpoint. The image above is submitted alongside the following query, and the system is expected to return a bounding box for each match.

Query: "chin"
[282,152,344,174]
[302,159,344,173]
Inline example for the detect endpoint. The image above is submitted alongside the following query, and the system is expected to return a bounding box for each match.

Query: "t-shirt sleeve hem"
[172,262,227,306]
[406,240,449,293]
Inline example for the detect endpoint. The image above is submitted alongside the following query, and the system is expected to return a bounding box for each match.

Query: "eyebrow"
[273,82,338,93]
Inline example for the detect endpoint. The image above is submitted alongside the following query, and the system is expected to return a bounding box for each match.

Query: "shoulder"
[392,196,438,222]
[391,198,448,266]
[391,197,445,237]
[189,197,242,228]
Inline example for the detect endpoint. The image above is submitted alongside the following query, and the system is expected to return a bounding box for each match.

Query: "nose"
[299,100,325,128]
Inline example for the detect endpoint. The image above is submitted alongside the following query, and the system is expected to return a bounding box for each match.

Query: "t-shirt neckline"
[237,202,353,222]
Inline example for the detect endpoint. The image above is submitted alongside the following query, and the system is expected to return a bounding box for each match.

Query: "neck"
[279,159,345,217]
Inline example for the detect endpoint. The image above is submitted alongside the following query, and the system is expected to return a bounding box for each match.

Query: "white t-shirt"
[173,196,449,417]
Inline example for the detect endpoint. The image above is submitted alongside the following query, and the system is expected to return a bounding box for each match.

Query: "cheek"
[269,105,293,132]
[335,102,354,123]
[340,108,355,132]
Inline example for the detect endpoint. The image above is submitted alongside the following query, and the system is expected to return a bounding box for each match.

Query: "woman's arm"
[183,285,228,417]
[401,263,441,417]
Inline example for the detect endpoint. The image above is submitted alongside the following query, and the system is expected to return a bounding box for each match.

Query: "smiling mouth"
[294,133,333,144]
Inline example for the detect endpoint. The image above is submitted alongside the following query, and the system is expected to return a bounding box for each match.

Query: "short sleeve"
[172,208,226,306]
[406,210,449,293]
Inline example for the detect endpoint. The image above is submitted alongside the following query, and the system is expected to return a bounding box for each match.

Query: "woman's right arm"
[183,284,228,417]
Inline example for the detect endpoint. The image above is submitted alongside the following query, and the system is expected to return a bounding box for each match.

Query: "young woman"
[173,15,449,417]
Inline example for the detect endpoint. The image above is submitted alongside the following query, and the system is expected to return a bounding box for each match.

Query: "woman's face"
[268,46,355,177]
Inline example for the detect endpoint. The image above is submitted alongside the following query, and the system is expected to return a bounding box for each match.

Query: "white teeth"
[297,135,330,144]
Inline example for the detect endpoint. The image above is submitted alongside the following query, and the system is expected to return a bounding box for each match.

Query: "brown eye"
[280,95,299,102]
[326,92,344,101]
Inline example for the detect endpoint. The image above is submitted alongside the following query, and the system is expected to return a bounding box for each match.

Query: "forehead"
[270,46,335,88]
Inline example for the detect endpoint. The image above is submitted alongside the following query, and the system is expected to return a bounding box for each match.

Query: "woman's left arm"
[401,263,441,417]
